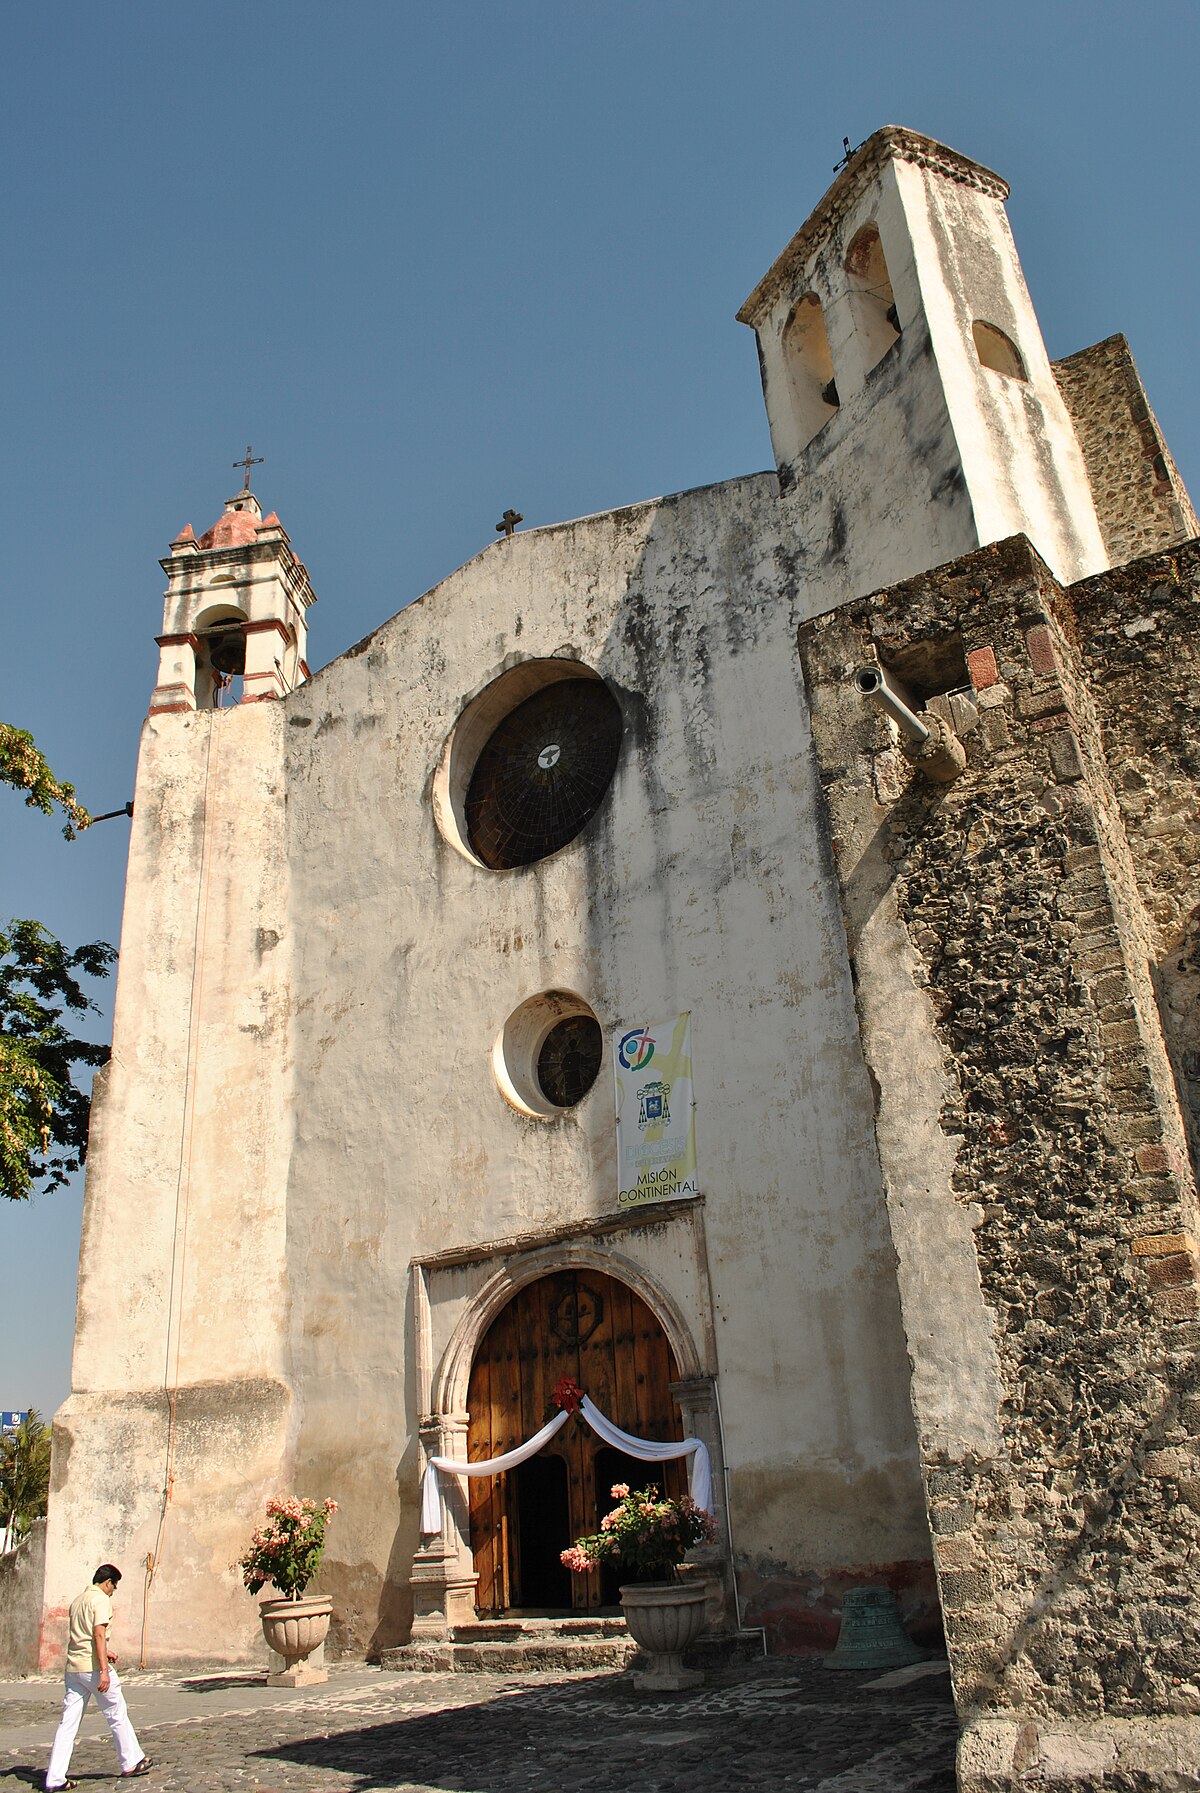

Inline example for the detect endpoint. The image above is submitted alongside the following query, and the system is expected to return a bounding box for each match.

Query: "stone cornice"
[159,537,317,605]
[737,125,1009,329]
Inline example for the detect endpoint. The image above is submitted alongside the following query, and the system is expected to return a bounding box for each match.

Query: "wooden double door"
[466,1269,684,1613]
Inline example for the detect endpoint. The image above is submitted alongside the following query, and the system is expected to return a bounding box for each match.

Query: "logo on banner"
[638,1080,671,1128]
[617,1026,655,1071]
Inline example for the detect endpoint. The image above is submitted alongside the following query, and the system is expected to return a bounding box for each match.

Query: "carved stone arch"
[432,1240,703,1416]
[411,1236,735,1641]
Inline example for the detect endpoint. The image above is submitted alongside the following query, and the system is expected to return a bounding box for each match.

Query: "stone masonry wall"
[1072,541,1200,1203]
[1053,334,1198,568]
[798,534,1200,1788]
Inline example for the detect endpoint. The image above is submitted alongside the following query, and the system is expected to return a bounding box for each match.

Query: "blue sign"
[1,1411,29,1433]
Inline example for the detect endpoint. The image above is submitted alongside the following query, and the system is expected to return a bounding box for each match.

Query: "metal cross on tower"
[233,445,264,491]
[495,508,523,538]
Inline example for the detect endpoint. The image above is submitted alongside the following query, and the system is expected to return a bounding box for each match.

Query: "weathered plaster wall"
[281,473,931,1654]
[42,704,295,1667]
[1054,334,1199,568]
[799,534,1200,1788]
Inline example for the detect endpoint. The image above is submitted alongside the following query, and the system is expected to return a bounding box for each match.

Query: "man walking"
[45,1564,151,1789]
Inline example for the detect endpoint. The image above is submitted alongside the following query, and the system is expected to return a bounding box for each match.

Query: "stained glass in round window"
[537,1014,604,1108]
[464,678,623,870]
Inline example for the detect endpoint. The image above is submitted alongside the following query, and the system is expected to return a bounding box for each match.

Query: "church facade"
[42,130,1200,1788]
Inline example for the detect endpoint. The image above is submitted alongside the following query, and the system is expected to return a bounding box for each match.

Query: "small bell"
[824,1584,926,1671]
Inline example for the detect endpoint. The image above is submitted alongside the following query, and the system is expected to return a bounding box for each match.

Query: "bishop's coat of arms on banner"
[613,1013,698,1206]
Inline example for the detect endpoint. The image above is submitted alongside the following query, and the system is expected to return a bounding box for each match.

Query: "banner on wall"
[613,1012,698,1207]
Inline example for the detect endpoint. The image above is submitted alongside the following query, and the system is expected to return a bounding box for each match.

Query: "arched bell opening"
[782,291,840,449]
[845,221,901,373]
[193,603,248,709]
[465,1268,685,1615]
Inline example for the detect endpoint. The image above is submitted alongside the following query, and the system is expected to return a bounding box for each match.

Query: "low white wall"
[0,1519,47,1674]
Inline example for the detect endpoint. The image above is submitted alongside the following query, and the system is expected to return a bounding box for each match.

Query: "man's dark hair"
[93,1564,121,1585]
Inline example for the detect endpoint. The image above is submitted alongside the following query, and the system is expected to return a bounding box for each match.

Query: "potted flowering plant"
[561,1483,715,1691]
[561,1482,713,1582]
[237,1496,338,1686]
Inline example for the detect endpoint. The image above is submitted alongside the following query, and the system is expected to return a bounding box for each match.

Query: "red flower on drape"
[551,1376,584,1414]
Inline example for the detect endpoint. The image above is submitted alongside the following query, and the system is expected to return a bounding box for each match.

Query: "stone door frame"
[408,1199,735,1638]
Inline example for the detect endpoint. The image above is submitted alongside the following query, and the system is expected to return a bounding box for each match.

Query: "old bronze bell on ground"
[824,1584,927,1671]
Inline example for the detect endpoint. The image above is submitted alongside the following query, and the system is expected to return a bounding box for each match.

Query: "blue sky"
[3,0,1198,1416]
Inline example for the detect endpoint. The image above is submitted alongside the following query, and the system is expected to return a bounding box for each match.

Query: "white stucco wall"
[278,473,929,1647]
[42,703,295,1665]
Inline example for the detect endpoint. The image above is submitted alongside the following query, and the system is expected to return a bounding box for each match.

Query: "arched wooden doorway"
[466,1267,685,1614]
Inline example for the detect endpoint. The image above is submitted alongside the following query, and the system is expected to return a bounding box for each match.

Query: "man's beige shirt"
[65,1584,112,1674]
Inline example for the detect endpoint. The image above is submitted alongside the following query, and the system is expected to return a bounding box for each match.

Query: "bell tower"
[738,126,1108,596]
[150,484,317,714]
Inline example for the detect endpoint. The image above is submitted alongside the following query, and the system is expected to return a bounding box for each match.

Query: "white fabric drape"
[419,1397,713,1535]
[420,1408,569,1534]
[579,1395,712,1514]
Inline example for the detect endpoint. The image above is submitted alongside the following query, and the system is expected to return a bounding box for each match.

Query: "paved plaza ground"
[0,1656,958,1792]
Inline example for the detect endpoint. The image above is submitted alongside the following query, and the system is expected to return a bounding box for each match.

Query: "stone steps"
[380,1616,765,1676]
[381,1618,636,1675]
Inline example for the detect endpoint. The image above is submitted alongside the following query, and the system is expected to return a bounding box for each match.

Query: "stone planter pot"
[619,1580,707,1692]
[259,1595,332,1686]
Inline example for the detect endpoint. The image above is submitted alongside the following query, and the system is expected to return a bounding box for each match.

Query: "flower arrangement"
[561,1483,714,1584]
[237,1496,338,1600]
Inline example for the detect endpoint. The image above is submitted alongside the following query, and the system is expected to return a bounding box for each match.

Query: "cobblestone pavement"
[1,1658,958,1792]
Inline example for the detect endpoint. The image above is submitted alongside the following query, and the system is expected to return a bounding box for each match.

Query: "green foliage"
[560,1482,715,1584]
[0,725,91,839]
[238,1496,339,1599]
[0,920,115,1200]
[0,1407,53,1539]
[1,725,114,1200]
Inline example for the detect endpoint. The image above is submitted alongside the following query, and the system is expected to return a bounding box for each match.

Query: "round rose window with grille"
[461,677,623,870]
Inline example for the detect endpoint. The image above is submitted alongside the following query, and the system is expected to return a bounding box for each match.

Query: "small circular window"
[432,660,624,871]
[493,991,605,1119]
[537,1014,604,1108]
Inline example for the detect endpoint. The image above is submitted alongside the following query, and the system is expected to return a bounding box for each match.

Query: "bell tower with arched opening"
[150,486,317,714]
[739,126,1108,597]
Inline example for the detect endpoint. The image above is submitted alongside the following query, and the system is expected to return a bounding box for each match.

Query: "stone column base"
[409,1546,478,1641]
[958,1712,1200,1790]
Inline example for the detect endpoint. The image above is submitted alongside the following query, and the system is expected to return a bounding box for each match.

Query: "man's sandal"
[122,1763,153,1778]
[46,1781,79,1790]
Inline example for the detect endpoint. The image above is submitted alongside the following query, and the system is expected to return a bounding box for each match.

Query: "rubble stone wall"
[798,533,1200,1788]
[1072,542,1200,1193]
[1053,334,1198,567]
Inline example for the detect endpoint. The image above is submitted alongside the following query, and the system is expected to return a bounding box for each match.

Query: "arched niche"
[973,320,1027,381]
[845,222,901,372]
[782,291,840,449]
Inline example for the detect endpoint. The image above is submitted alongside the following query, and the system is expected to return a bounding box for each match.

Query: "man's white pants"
[46,1666,143,1787]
